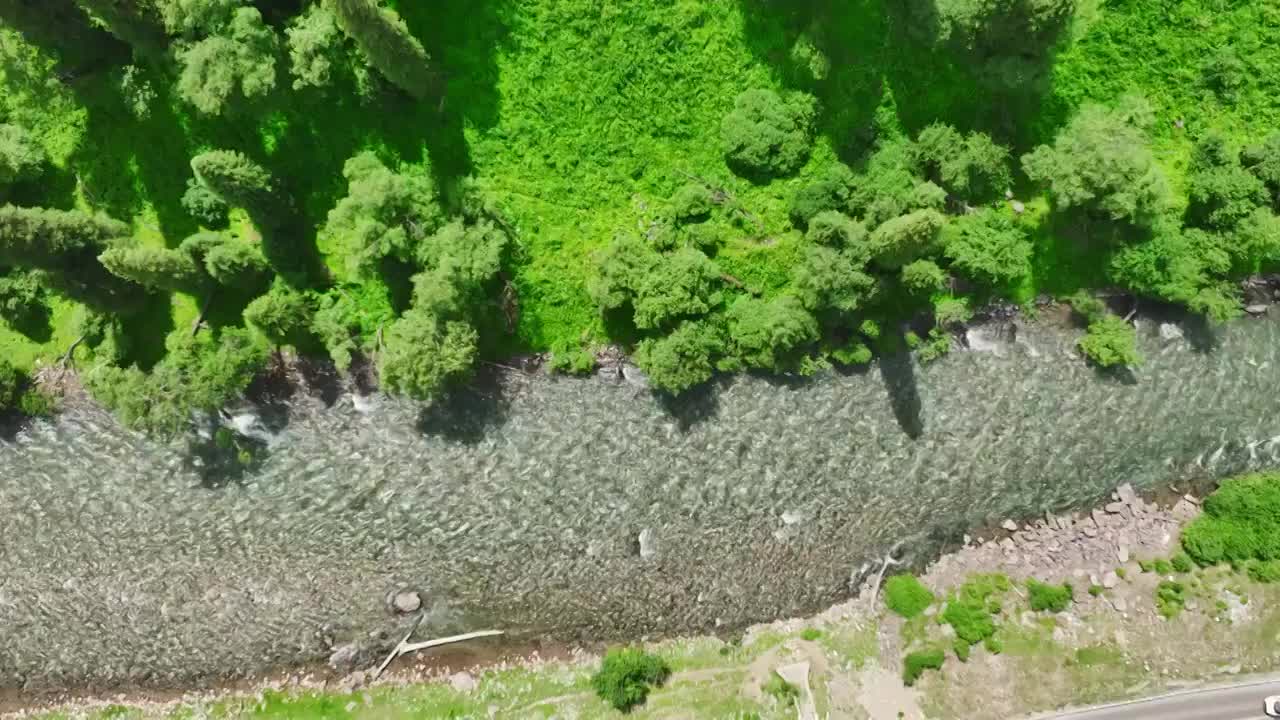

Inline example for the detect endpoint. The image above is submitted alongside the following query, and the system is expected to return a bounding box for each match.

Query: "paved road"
[1047,679,1280,720]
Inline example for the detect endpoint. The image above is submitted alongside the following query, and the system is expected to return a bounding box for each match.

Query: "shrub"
[591,648,671,713]
[902,649,945,686]
[1154,580,1186,618]
[982,635,1003,655]
[953,637,970,662]
[720,89,817,179]
[901,259,947,294]
[799,628,822,641]
[1078,315,1141,368]
[1153,559,1173,574]
[726,295,819,371]
[182,178,230,227]
[1180,473,1280,567]
[1027,579,1073,613]
[671,184,715,224]
[1170,553,1193,574]
[1248,560,1280,583]
[1115,568,1127,580]
[942,600,995,645]
[0,358,23,411]
[633,318,726,393]
[547,346,596,376]
[885,574,935,618]
[942,209,1032,286]
[762,671,799,706]
[1088,584,1104,597]
[789,164,854,226]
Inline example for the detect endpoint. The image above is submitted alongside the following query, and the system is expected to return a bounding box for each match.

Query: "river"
[2,311,1279,691]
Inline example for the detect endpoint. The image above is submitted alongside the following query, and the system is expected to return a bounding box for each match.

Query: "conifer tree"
[327,0,433,99]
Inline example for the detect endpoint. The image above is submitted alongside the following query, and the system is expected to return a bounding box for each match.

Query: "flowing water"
[3,312,1280,690]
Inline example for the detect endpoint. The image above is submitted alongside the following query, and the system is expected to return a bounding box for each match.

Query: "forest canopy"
[0,0,1277,428]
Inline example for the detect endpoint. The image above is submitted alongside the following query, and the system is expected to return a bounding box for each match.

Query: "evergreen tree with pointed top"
[326,0,433,100]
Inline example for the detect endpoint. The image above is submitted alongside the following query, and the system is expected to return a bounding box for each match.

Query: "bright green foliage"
[790,164,854,226]
[671,183,714,224]
[630,247,722,330]
[327,0,433,100]
[1187,133,1269,232]
[762,671,799,707]
[86,329,268,436]
[591,647,671,713]
[324,152,443,275]
[1180,472,1280,567]
[934,296,972,327]
[547,345,596,375]
[1088,584,1103,597]
[181,232,271,292]
[1154,580,1185,618]
[190,150,281,227]
[1244,132,1280,205]
[0,124,44,186]
[884,574,935,618]
[0,268,47,330]
[590,235,661,313]
[244,285,313,346]
[1026,579,1073,612]
[870,209,945,269]
[378,311,478,400]
[181,178,229,227]
[805,211,867,250]
[1248,560,1280,583]
[849,138,926,227]
[99,245,208,294]
[1107,222,1240,321]
[792,244,876,313]
[1078,315,1141,368]
[943,573,1009,646]
[175,7,279,116]
[311,285,391,372]
[902,649,945,686]
[726,295,817,370]
[633,318,726,393]
[901,259,947,295]
[915,124,1011,202]
[719,88,816,179]
[412,219,508,317]
[286,4,346,90]
[943,208,1031,286]
[901,0,1076,90]
[1022,97,1171,227]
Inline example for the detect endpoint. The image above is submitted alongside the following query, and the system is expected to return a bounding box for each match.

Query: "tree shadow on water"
[877,348,924,440]
[654,379,723,432]
[415,371,512,445]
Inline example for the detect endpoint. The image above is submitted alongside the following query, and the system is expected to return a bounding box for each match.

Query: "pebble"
[1116,545,1130,563]
[1102,571,1119,589]
[1002,519,1019,531]
[392,591,422,614]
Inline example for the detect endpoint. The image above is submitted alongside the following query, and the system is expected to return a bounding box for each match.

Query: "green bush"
[671,184,715,224]
[799,628,822,641]
[1248,560,1280,583]
[982,635,1003,655]
[1170,553,1193,574]
[591,648,671,713]
[953,637,970,662]
[1088,584,1104,597]
[1181,473,1280,567]
[1027,580,1073,613]
[943,600,995,645]
[885,574,935,618]
[902,649,945,686]
[720,89,817,179]
[762,671,799,707]
[1078,315,1141,368]
[1154,580,1186,618]
[547,346,597,376]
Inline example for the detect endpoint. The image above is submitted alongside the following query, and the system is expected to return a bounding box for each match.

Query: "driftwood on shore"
[372,614,505,681]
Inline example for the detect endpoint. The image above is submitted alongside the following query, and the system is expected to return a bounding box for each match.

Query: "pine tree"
[327,0,433,100]
[99,245,209,294]
[190,150,280,225]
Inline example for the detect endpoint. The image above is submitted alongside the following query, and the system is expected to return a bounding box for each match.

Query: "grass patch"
[903,649,946,686]
[1027,579,1073,613]
[885,574,936,619]
[1155,581,1187,618]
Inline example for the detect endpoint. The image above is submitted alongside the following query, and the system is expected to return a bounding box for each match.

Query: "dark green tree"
[901,259,948,294]
[190,150,284,229]
[0,124,45,187]
[174,7,279,116]
[244,285,313,346]
[1186,132,1267,232]
[0,267,47,332]
[630,247,722,330]
[323,151,443,275]
[792,245,875,313]
[726,295,818,370]
[915,123,1012,202]
[1243,132,1280,207]
[286,3,347,90]
[99,245,208,293]
[942,208,1032,285]
[326,0,433,100]
[0,0,125,69]
[869,209,945,269]
[378,310,477,400]
[720,88,817,179]
[180,231,271,292]
[633,318,726,393]
[75,0,167,56]
[1022,96,1171,228]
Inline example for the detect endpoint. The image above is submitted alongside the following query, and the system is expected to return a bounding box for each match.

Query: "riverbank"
[3,310,1279,699]
[15,475,1280,719]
